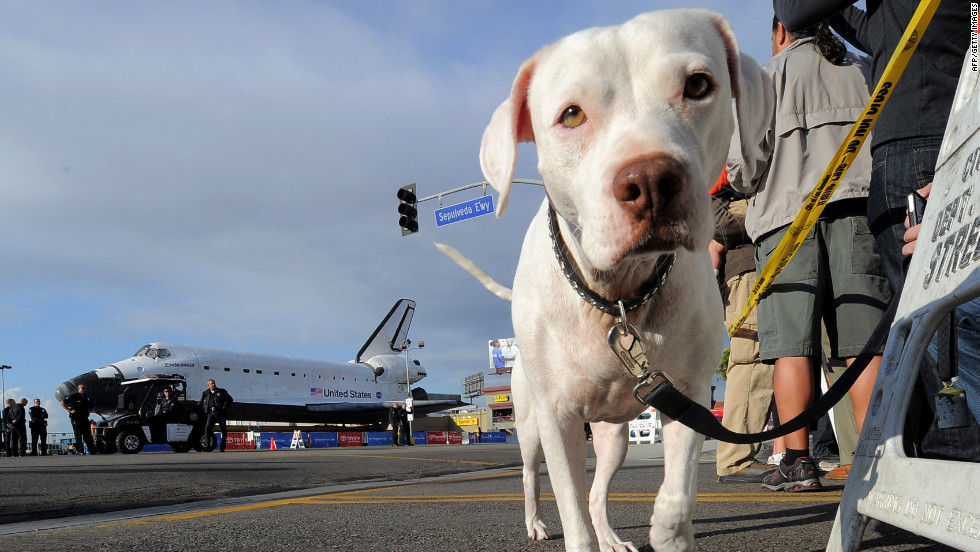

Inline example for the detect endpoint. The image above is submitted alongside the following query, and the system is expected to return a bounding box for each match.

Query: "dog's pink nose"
[613,157,684,219]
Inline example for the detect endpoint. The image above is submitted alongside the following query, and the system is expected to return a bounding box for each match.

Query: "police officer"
[60,383,104,455]
[399,402,413,446]
[15,399,29,456]
[155,387,181,418]
[3,399,25,457]
[198,379,233,452]
[1,398,12,457]
[388,403,401,446]
[29,398,49,456]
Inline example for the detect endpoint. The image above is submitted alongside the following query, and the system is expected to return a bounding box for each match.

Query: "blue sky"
[0,1,781,432]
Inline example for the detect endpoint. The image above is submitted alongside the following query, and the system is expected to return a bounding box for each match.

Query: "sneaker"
[761,457,822,492]
[718,462,772,483]
[817,457,841,472]
[766,452,784,465]
[825,464,851,480]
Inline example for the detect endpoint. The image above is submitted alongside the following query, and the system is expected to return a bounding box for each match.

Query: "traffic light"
[397,183,419,235]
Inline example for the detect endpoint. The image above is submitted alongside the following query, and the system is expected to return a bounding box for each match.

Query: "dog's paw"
[595,525,639,552]
[648,522,694,552]
[599,540,639,552]
[527,518,550,541]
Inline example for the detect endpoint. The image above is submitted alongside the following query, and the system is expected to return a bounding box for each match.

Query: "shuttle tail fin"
[355,299,416,363]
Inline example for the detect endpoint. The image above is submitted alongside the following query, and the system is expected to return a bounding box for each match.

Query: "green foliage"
[716,347,730,381]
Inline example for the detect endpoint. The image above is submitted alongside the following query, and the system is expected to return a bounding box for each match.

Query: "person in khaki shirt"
[726,18,891,492]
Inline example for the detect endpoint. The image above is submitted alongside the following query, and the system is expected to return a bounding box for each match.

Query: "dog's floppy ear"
[710,14,773,185]
[480,56,537,217]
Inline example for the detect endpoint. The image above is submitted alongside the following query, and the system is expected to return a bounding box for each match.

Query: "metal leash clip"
[633,370,674,404]
[607,301,650,378]
[606,301,677,404]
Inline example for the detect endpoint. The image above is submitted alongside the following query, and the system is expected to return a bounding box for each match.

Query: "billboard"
[463,372,485,398]
[488,337,519,374]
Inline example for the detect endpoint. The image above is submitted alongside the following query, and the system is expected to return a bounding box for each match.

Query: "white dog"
[444,9,770,552]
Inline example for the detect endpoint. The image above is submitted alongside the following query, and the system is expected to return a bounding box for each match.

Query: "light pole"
[398,339,424,442]
[0,365,11,402]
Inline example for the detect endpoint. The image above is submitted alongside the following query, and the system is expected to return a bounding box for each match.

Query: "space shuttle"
[54,299,464,426]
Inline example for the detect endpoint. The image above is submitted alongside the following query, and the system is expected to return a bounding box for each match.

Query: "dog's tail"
[434,242,512,301]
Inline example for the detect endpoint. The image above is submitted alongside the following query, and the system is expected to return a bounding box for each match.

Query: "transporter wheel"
[190,429,205,452]
[199,432,217,452]
[115,431,144,454]
[170,442,193,453]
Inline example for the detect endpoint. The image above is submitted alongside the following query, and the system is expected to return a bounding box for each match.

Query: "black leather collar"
[547,204,674,316]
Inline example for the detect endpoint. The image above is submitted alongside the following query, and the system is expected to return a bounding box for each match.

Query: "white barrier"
[827,53,980,551]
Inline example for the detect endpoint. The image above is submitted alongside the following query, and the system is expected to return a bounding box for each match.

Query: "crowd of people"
[1,397,49,457]
[711,1,980,493]
[0,377,235,456]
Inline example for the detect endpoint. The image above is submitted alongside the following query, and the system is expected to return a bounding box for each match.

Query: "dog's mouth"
[634,217,695,253]
[597,211,696,268]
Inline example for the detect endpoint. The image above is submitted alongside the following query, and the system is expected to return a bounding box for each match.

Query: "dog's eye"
[683,73,712,100]
[560,105,587,128]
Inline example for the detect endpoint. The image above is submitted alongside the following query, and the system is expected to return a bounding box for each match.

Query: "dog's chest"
[511,214,716,421]
[555,317,672,423]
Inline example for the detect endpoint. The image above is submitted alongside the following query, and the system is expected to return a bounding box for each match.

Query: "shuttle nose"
[54,371,100,403]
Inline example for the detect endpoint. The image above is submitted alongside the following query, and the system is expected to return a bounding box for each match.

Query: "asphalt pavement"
[0,442,958,551]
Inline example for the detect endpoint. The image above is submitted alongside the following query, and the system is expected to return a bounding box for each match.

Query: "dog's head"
[481,9,769,271]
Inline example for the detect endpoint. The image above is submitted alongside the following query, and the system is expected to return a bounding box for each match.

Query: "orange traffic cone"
[270,437,277,450]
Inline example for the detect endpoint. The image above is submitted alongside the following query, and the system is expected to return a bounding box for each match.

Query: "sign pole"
[0,365,11,402]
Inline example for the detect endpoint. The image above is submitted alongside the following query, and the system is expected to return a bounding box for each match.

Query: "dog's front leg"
[513,362,550,541]
[589,421,638,552]
[519,427,550,541]
[538,413,596,551]
[649,417,704,552]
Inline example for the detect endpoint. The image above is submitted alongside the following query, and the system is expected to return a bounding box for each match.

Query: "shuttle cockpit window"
[141,347,170,359]
[134,345,151,357]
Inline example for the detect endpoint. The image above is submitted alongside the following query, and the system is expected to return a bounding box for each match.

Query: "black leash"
[637,293,899,444]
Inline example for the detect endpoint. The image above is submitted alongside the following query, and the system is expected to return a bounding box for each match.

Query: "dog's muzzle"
[613,157,696,251]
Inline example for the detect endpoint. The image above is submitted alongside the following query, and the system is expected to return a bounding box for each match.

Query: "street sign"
[434,196,495,227]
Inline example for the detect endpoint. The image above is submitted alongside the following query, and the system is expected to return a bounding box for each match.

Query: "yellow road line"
[324,469,524,499]
[96,489,842,529]
[95,470,524,529]
[96,496,319,528]
[93,465,840,530]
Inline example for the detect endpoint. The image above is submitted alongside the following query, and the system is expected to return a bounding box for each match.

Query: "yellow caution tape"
[728,0,941,337]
